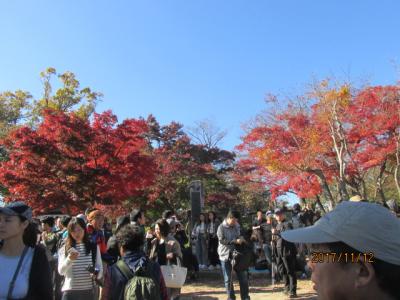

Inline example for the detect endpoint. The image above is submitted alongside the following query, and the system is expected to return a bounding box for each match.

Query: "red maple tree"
[0,110,155,214]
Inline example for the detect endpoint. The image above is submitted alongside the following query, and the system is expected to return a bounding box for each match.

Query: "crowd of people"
[0,198,399,300]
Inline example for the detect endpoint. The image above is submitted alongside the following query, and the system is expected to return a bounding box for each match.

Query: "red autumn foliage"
[348,86,400,170]
[144,116,209,209]
[237,109,334,201]
[237,83,400,206]
[0,109,155,214]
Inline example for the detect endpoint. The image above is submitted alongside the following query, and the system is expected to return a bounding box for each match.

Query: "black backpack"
[231,243,254,272]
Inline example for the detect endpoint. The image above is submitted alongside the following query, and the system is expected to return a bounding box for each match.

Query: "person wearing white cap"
[281,201,400,300]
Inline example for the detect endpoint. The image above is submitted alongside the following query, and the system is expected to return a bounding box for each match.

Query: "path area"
[180,270,317,300]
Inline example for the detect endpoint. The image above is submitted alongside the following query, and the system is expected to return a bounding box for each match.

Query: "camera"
[86,265,99,275]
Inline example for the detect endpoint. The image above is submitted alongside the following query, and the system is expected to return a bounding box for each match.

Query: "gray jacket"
[217,219,241,261]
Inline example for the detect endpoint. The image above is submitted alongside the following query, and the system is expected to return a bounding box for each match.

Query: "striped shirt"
[67,244,93,290]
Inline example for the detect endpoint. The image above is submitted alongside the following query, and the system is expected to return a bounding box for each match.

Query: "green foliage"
[0,67,101,137]
[0,90,32,137]
[30,68,102,124]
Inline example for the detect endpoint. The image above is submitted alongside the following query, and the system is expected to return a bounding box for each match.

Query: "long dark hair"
[198,213,208,224]
[0,216,38,249]
[208,211,217,222]
[155,218,170,238]
[22,217,39,247]
[65,217,91,255]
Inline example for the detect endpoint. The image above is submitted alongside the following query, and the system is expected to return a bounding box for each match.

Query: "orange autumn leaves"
[238,81,400,205]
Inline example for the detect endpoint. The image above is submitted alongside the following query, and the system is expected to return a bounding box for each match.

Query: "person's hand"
[271,228,276,234]
[166,253,174,260]
[69,252,79,260]
[68,248,79,260]
[167,240,175,247]
[235,238,242,245]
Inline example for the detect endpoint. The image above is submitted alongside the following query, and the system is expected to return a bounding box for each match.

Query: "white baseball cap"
[281,201,400,266]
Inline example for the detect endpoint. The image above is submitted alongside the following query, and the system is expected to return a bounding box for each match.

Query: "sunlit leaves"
[0,110,154,214]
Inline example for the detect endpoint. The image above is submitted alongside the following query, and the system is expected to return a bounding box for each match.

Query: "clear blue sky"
[0,1,399,151]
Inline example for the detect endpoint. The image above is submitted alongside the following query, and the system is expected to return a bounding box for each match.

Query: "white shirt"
[0,247,34,300]
[58,243,103,291]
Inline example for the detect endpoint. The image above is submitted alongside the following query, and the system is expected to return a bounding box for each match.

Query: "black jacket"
[106,235,119,264]
[273,221,297,257]
[26,244,53,300]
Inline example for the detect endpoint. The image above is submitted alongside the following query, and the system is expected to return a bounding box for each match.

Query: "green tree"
[30,67,102,124]
[0,90,32,137]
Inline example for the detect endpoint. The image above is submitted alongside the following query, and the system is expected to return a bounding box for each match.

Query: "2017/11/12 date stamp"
[310,252,375,263]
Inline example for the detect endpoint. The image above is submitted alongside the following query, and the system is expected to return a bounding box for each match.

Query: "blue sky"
[0,1,399,151]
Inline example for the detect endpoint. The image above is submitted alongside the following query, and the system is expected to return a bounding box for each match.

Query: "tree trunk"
[338,179,349,201]
[361,178,367,201]
[395,136,400,201]
[375,160,387,204]
[395,164,400,201]
[308,169,335,210]
[315,195,326,213]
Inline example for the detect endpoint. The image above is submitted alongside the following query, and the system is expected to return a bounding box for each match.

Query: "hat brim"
[281,225,340,244]
[0,207,18,216]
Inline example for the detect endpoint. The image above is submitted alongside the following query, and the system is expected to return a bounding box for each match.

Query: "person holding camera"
[217,211,250,300]
[58,217,103,300]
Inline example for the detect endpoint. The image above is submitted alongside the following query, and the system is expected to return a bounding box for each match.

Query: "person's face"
[227,217,237,226]
[91,215,104,230]
[208,213,214,221]
[155,224,161,239]
[139,213,146,226]
[55,218,61,228]
[41,222,51,232]
[70,223,85,243]
[257,211,263,219]
[308,245,357,300]
[275,213,285,222]
[200,214,205,222]
[0,214,28,241]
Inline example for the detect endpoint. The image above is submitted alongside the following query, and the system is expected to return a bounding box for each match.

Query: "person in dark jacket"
[101,224,168,300]
[0,201,53,300]
[174,222,188,249]
[259,213,273,267]
[272,208,297,298]
[107,215,130,263]
[207,211,220,270]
